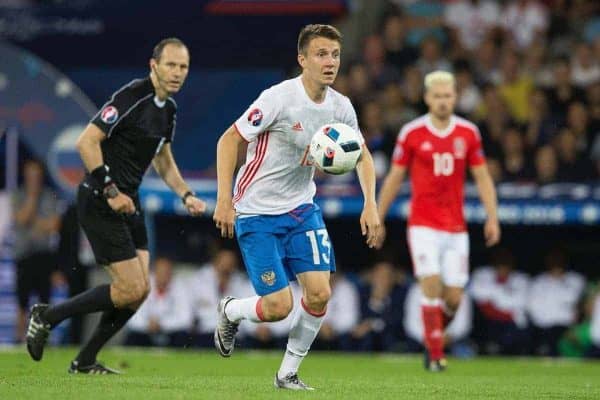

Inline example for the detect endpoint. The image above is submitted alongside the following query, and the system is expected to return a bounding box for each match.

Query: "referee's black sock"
[42,284,114,328]
[75,307,135,366]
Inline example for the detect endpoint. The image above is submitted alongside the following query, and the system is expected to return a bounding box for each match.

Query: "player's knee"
[304,287,331,312]
[118,281,148,306]
[445,291,463,312]
[262,295,293,321]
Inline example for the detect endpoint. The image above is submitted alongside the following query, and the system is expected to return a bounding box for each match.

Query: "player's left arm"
[153,143,206,216]
[356,146,381,248]
[470,164,500,247]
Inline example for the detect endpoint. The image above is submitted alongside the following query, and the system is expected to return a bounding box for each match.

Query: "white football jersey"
[233,76,363,215]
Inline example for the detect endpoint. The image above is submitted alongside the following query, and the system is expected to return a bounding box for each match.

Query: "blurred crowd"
[122,247,600,358]
[330,0,600,183]
[11,157,600,357]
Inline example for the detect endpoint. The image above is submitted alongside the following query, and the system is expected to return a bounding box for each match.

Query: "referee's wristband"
[181,191,195,205]
[90,164,113,189]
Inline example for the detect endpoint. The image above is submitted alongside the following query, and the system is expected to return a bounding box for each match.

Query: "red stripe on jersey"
[233,132,269,203]
[233,133,265,201]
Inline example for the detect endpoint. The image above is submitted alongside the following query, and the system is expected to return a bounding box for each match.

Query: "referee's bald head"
[152,38,188,62]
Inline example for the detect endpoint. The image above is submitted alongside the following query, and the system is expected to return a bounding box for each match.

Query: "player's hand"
[360,202,381,249]
[484,217,501,247]
[374,223,387,250]
[184,195,207,216]
[107,193,136,214]
[213,199,236,239]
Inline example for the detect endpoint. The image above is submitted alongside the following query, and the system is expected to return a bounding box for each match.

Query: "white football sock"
[278,299,325,378]
[224,296,263,323]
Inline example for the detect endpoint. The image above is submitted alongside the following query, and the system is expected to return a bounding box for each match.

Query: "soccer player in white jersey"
[376,71,501,371]
[212,24,380,390]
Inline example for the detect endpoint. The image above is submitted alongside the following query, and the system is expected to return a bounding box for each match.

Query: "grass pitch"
[1,347,599,399]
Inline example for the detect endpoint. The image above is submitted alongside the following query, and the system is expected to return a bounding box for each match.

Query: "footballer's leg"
[215,230,291,357]
[274,270,330,391]
[408,226,446,371]
[440,231,469,327]
[69,250,150,374]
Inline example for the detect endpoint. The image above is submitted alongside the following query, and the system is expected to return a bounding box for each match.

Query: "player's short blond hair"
[424,71,455,91]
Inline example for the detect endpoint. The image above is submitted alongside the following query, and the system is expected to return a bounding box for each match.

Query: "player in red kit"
[376,71,500,371]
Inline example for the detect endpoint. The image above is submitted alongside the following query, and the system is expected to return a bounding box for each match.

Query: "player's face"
[151,44,190,95]
[298,37,341,86]
[425,82,456,119]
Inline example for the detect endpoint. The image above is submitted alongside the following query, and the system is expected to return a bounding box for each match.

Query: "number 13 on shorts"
[305,229,331,265]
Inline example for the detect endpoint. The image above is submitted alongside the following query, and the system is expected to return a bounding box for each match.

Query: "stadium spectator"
[125,257,192,347]
[315,274,360,351]
[498,50,534,123]
[571,42,600,88]
[500,127,534,182]
[472,39,500,85]
[402,65,427,114]
[545,58,586,121]
[359,100,394,179]
[380,14,418,74]
[12,159,61,342]
[554,128,594,182]
[527,249,585,356]
[351,261,408,352]
[590,290,600,358]
[454,61,482,117]
[403,282,473,356]
[534,145,559,185]
[416,36,452,76]
[469,248,531,355]
[379,82,418,135]
[361,34,400,89]
[443,0,500,53]
[558,284,597,358]
[188,248,253,347]
[500,0,548,50]
[392,0,446,48]
[525,88,557,148]
[565,102,594,153]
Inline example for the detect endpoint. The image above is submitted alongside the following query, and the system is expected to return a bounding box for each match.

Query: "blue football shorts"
[235,203,336,296]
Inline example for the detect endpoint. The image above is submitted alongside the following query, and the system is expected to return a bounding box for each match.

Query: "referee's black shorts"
[77,183,148,266]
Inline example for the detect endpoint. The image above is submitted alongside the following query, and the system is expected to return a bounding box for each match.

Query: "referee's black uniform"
[78,77,176,265]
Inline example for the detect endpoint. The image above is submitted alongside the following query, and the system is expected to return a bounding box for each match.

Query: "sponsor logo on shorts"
[261,271,276,286]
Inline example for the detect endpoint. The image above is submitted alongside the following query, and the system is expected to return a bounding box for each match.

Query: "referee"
[26,37,205,374]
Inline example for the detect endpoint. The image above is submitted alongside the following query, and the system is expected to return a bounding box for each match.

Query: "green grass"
[1,347,599,399]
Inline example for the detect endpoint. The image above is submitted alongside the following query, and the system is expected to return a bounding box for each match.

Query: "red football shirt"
[392,114,486,232]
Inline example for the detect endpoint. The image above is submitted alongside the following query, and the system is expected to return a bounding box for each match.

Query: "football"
[309,123,363,175]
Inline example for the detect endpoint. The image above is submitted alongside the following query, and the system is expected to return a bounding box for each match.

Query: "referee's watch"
[103,183,119,199]
[181,191,195,205]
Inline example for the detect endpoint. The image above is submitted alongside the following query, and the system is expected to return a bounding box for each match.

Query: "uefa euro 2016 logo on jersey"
[453,137,466,159]
[247,108,263,127]
[100,106,119,124]
[261,271,276,286]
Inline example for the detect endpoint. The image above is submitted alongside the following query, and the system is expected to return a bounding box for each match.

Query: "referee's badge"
[101,106,119,124]
[261,271,276,286]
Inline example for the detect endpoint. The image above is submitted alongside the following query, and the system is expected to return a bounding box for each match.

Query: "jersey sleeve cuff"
[233,123,251,143]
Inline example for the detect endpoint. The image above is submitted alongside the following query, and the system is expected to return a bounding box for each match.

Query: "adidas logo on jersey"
[292,122,304,131]
[420,141,433,151]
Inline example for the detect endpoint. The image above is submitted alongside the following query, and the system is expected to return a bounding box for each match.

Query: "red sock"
[422,301,444,361]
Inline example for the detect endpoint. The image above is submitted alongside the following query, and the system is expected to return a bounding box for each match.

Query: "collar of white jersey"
[425,113,457,138]
[295,75,330,106]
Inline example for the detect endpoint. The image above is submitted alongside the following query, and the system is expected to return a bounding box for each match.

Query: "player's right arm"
[374,127,413,249]
[375,165,407,249]
[76,124,135,214]
[213,125,246,239]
